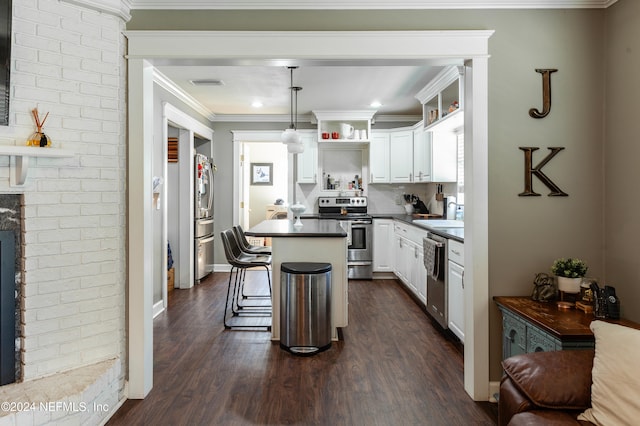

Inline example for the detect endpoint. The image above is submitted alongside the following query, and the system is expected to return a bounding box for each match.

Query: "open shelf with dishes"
[313,110,376,143]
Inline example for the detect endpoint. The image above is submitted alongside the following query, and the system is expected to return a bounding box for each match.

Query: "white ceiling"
[155,63,457,121]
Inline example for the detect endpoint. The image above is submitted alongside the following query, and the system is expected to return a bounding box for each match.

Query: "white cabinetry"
[369,132,390,183]
[296,131,317,183]
[373,219,394,272]
[393,221,428,305]
[431,131,457,183]
[389,130,414,183]
[370,122,455,184]
[412,127,431,182]
[394,232,411,284]
[447,239,464,342]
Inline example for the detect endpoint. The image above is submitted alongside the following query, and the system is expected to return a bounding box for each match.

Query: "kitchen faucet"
[445,199,457,220]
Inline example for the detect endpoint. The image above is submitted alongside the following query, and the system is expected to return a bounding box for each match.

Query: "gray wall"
[153,85,213,302]
[128,6,637,382]
[604,1,640,326]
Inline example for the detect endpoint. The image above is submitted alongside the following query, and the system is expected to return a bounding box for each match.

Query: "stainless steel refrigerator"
[194,153,215,283]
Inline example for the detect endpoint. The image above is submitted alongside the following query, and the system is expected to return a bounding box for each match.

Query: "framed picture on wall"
[250,163,273,186]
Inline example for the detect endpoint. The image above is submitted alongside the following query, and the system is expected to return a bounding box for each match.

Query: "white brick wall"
[3,0,127,414]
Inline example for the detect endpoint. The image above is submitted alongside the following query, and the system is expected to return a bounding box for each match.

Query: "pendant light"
[282,66,303,148]
[281,67,306,226]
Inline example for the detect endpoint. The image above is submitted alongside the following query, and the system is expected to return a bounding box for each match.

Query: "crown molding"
[129,0,618,10]
[61,0,132,21]
[210,113,421,123]
[152,68,217,121]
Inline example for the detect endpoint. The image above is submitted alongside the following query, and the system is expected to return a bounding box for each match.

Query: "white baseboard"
[152,300,165,318]
[214,263,232,272]
[489,380,500,403]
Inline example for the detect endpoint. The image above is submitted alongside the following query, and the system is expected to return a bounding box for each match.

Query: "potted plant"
[551,258,588,294]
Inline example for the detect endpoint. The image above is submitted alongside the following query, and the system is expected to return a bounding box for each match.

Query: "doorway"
[126,30,491,400]
[238,141,289,230]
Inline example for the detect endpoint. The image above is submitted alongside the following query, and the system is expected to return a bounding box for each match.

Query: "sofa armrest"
[501,349,594,410]
[499,374,536,426]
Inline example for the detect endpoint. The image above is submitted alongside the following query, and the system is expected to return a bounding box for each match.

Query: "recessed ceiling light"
[252,101,263,108]
[370,101,382,108]
[189,79,225,86]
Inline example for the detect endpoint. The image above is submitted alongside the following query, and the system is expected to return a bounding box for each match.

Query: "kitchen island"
[245,219,348,342]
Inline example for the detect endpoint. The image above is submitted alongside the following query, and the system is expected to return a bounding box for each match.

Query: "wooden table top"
[494,296,640,341]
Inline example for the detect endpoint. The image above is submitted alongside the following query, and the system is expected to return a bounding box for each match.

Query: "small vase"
[290,203,306,227]
[27,131,51,147]
[556,276,582,294]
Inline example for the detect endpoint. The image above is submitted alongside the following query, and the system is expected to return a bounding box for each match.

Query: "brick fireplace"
[0,0,129,424]
[0,194,21,386]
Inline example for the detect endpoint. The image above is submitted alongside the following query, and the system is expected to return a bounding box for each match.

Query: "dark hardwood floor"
[108,271,497,425]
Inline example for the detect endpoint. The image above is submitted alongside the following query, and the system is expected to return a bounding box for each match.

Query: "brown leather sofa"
[499,349,595,425]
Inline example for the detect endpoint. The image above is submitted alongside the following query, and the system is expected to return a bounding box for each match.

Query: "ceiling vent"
[189,79,225,86]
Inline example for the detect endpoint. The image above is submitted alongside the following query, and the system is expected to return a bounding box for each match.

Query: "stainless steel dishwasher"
[424,232,448,329]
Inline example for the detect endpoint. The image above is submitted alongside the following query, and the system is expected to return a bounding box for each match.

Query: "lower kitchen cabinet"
[373,219,394,272]
[413,242,427,304]
[447,239,464,342]
[393,221,428,305]
[394,233,410,284]
[447,260,464,342]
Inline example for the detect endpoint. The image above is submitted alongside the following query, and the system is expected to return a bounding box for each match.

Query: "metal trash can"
[280,262,332,355]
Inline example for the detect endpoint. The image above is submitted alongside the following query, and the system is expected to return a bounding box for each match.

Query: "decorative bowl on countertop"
[290,203,306,227]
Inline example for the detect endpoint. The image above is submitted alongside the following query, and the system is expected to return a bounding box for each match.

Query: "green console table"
[494,296,639,360]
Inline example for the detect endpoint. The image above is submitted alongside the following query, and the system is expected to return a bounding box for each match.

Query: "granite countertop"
[245,218,347,238]
[372,213,464,242]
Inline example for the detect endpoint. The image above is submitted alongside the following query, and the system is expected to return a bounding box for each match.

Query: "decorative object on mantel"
[529,68,557,119]
[531,272,556,302]
[551,257,588,308]
[26,108,51,147]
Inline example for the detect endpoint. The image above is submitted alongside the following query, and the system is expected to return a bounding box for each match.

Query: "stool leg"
[241,267,272,299]
[223,266,236,329]
[266,266,272,297]
[231,267,243,314]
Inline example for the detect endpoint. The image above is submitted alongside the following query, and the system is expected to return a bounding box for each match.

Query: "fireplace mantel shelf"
[0,145,74,186]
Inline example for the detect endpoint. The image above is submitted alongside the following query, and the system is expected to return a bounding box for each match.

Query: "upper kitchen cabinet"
[370,121,437,184]
[369,131,390,183]
[389,128,414,183]
[415,66,464,134]
[413,127,431,182]
[297,131,318,184]
[431,131,457,182]
[313,110,376,143]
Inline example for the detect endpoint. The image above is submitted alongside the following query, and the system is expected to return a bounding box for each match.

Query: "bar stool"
[233,225,272,299]
[233,225,271,255]
[220,229,272,330]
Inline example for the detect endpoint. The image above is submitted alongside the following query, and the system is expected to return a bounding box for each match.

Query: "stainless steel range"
[318,196,372,279]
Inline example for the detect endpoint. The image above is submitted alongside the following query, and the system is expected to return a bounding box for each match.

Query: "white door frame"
[126,30,492,400]
[231,130,291,229]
